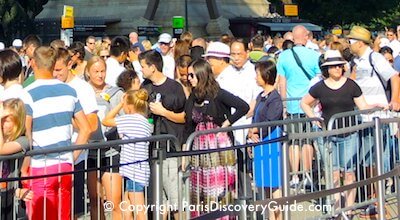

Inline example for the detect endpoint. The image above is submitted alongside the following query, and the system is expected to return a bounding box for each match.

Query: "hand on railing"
[16,188,33,201]
[388,100,400,112]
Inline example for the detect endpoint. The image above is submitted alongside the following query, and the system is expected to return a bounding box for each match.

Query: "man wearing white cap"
[158,33,175,79]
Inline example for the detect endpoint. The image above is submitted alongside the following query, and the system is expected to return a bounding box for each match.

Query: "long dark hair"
[190,59,219,103]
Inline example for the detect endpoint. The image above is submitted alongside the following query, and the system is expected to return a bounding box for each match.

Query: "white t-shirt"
[162,54,175,79]
[389,39,400,58]
[132,60,144,83]
[0,84,29,103]
[105,57,126,87]
[68,77,99,164]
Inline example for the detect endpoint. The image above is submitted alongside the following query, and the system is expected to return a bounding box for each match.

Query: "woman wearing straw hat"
[301,50,379,217]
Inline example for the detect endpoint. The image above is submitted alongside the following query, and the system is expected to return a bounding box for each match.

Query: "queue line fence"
[0,105,399,220]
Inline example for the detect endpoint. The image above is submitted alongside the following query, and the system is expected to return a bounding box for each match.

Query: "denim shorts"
[125,178,145,192]
[331,132,358,172]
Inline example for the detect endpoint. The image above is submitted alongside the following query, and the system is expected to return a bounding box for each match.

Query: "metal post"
[281,140,291,220]
[373,117,385,220]
[184,0,188,31]
[152,145,164,220]
[396,173,400,219]
[324,140,335,217]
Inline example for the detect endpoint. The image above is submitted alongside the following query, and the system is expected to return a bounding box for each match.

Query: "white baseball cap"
[12,39,23,48]
[202,42,231,59]
[158,33,172,44]
[0,42,5,51]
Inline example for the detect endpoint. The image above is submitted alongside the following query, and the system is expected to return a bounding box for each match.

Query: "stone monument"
[36,0,270,37]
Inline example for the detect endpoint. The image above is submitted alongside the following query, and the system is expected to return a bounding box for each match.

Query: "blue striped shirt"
[25,79,82,167]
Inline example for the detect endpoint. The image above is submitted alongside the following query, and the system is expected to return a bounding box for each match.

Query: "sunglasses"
[349,39,358,45]
[328,64,344,69]
[187,73,195,79]
[101,55,110,59]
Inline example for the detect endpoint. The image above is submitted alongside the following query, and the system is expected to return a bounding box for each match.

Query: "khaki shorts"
[162,157,180,210]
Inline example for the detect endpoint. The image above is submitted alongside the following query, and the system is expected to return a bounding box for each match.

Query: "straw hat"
[346,26,371,43]
[321,50,346,67]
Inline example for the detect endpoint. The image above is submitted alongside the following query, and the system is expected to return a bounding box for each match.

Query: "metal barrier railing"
[183,117,325,220]
[0,134,179,220]
[1,109,399,220]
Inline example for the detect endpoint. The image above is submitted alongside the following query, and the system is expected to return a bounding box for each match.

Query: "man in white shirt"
[53,48,99,217]
[158,33,175,79]
[105,36,129,86]
[386,28,400,58]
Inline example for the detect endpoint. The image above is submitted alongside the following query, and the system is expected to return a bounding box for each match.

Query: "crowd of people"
[0,24,399,220]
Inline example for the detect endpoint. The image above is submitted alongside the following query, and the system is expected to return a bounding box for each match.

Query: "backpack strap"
[291,48,313,80]
[369,52,388,90]
[369,52,391,100]
[104,86,123,101]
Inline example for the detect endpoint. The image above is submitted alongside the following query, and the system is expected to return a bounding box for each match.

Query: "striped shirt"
[25,79,82,168]
[116,114,152,186]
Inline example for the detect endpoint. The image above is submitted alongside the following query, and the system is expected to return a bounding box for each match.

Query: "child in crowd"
[102,89,152,220]
[0,99,32,219]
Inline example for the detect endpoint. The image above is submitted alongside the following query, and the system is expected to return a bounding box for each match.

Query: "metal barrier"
[325,108,399,219]
[0,134,179,220]
[182,117,324,220]
[1,109,399,220]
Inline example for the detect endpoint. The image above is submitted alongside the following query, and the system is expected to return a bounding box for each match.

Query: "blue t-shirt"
[277,46,321,114]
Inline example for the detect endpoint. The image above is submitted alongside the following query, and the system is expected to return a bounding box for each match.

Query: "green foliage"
[0,0,48,41]
[370,3,400,30]
[275,0,398,31]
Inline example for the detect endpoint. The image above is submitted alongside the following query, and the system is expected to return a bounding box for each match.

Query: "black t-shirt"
[142,78,186,151]
[309,78,362,128]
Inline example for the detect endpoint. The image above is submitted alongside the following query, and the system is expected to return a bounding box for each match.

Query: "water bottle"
[148,118,154,133]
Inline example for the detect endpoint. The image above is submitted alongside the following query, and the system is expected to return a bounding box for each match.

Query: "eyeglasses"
[88,42,95,45]
[187,73,195,79]
[159,42,170,46]
[101,55,110,59]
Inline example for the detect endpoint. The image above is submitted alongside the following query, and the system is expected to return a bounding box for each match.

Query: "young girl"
[102,89,152,220]
[0,99,32,219]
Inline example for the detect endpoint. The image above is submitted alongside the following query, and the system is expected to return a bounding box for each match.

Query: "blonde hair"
[125,89,148,115]
[33,46,57,71]
[3,98,25,141]
[85,56,106,79]
[141,40,152,51]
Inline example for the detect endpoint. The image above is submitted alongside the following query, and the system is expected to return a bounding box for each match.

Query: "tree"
[295,0,398,30]
[0,0,48,43]
[370,3,400,30]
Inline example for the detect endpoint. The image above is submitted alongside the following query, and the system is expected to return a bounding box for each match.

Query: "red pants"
[25,163,72,220]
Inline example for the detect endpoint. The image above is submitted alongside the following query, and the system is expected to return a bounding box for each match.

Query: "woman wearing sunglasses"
[301,50,380,217]
[184,59,249,218]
